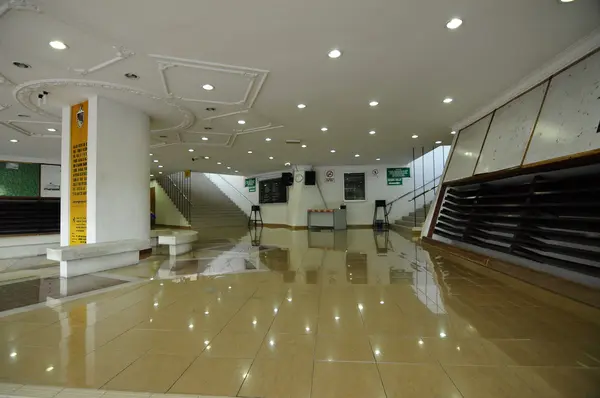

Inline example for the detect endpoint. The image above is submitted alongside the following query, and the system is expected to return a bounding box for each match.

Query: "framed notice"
[40,164,61,197]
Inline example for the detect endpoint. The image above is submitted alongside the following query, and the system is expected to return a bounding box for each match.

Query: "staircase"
[189,173,248,228]
[392,202,431,234]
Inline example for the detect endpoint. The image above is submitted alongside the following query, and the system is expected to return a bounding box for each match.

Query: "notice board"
[259,178,287,204]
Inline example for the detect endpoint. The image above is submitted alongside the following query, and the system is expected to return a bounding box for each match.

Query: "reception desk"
[307,209,347,230]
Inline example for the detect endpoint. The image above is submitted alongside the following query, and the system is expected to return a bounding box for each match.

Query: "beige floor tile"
[379,363,463,398]
[315,333,374,362]
[0,322,47,342]
[257,333,315,359]
[13,385,64,397]
[201,332,264,358]
[368,335,434,363]
[491,340,599,367]
[316,312,366,335]
[238,357,312,398]
[427,337,510,365]
[269,313,317,335]
[102,328,215,357]
[443,365,554,398]
[14,323,84,347]
[514,367,600,398]
[55,387,106,398]
[103,353,196,393]
[169,357,252,396]
[311,362,386,398]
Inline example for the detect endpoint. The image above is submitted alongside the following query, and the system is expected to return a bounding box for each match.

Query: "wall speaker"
[305,171,316,185]
[282,172,293,186]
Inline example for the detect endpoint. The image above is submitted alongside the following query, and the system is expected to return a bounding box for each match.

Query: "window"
[343,172,366,201]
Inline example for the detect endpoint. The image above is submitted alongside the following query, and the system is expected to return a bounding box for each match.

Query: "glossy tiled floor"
[1,227,600,397]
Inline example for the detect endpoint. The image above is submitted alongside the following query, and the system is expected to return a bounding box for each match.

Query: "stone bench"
[47,239,150,278]
[158,231,198,256]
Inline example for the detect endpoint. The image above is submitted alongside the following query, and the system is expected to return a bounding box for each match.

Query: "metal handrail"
[409,185,437,202]
[166,174,192,204]
[388,176,441,206]
[206,173,255,205]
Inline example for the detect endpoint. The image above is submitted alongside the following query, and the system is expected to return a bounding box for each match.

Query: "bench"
[0,234,60,259]
[158,231,198,256]
[150,229,172,247]
[47,239,150,278]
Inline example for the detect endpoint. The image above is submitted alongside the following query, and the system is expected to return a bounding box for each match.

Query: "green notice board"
[387,167,410,186]
[0,162,40,196]
[245,177,256,192]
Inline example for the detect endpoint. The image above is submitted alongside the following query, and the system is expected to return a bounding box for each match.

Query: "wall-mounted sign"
[245,177,256,192]
[69,101,88,245]
[325,169,335,183]
[41,164,61,197]
[387,168,408,185]
[372,169,379,177]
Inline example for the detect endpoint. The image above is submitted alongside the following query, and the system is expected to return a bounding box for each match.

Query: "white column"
[60,96,150,246]
[87,96,150,243]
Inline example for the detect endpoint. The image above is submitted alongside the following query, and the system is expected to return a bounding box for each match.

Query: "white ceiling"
[0,0,599,176]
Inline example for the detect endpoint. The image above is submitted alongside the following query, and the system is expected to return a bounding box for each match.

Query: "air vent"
[286,139,301,144]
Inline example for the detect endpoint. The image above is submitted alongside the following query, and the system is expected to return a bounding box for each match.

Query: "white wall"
[242,146,449,227]
[87,96,150,243]
[150,180,190,227]
[204,173,253,215]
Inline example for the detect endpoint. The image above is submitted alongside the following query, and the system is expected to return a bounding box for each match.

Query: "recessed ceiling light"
[369,101,379,107]
[451,130,457,135]
[443,97,453,104]
[328,49,342,58]
[435,140,442,144]
[202,84,214,91]
[124,73,139,80]
[227,166,231,169]
[247,150,253,154]
[217,162,222,165]
[354,154,360,157]
[284,162,291,166]
[301,144,307,148]
[13,61,31,69]
[188,149,194,152]
[369,130,376,135]
[49,40,68,50]
[330,149,336,153]
[297,104,306,109]
[9,139,18,143]
[559,0,575,2]
[412,134,418,139]
[159,171,163,174]
[376,158,381,161]
[47,128,57,132]
[446,18,463,30]
[269,156,274,160]
[265,137,272,142]
[321,127,328,132]
[150,153,153,156]
[204,156,210,160]
[158,165,164,168]
[238,120,246,125]
[202,137,208,141]
[235,170,239,173]
[153,159,158,163]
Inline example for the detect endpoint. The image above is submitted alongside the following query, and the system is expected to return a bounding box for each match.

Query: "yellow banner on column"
[69,101,88,245]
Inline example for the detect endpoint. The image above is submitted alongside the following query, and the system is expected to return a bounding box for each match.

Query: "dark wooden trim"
[520,79,552,166]
[472,110,496,175]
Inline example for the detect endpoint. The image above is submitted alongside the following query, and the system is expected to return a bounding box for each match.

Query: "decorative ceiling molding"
[12,78,195,132]
[0,103,10,112]
[70,46,135,76]
[235,124,285,135]
[149,54,268,107]
[0,119,60,138]
[202,109,248,121]
[0,72,15,86]
[0,0,40,18]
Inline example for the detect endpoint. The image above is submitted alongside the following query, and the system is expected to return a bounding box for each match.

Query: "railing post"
[412,147,417,227]
[422,146,426,218]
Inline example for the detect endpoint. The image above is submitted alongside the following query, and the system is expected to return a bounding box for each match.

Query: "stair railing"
[386,175,441,226]
[204,173,255,210]
[156,172,192,224]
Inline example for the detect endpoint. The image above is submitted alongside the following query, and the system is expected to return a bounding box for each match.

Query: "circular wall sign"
[295,174,304,183]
